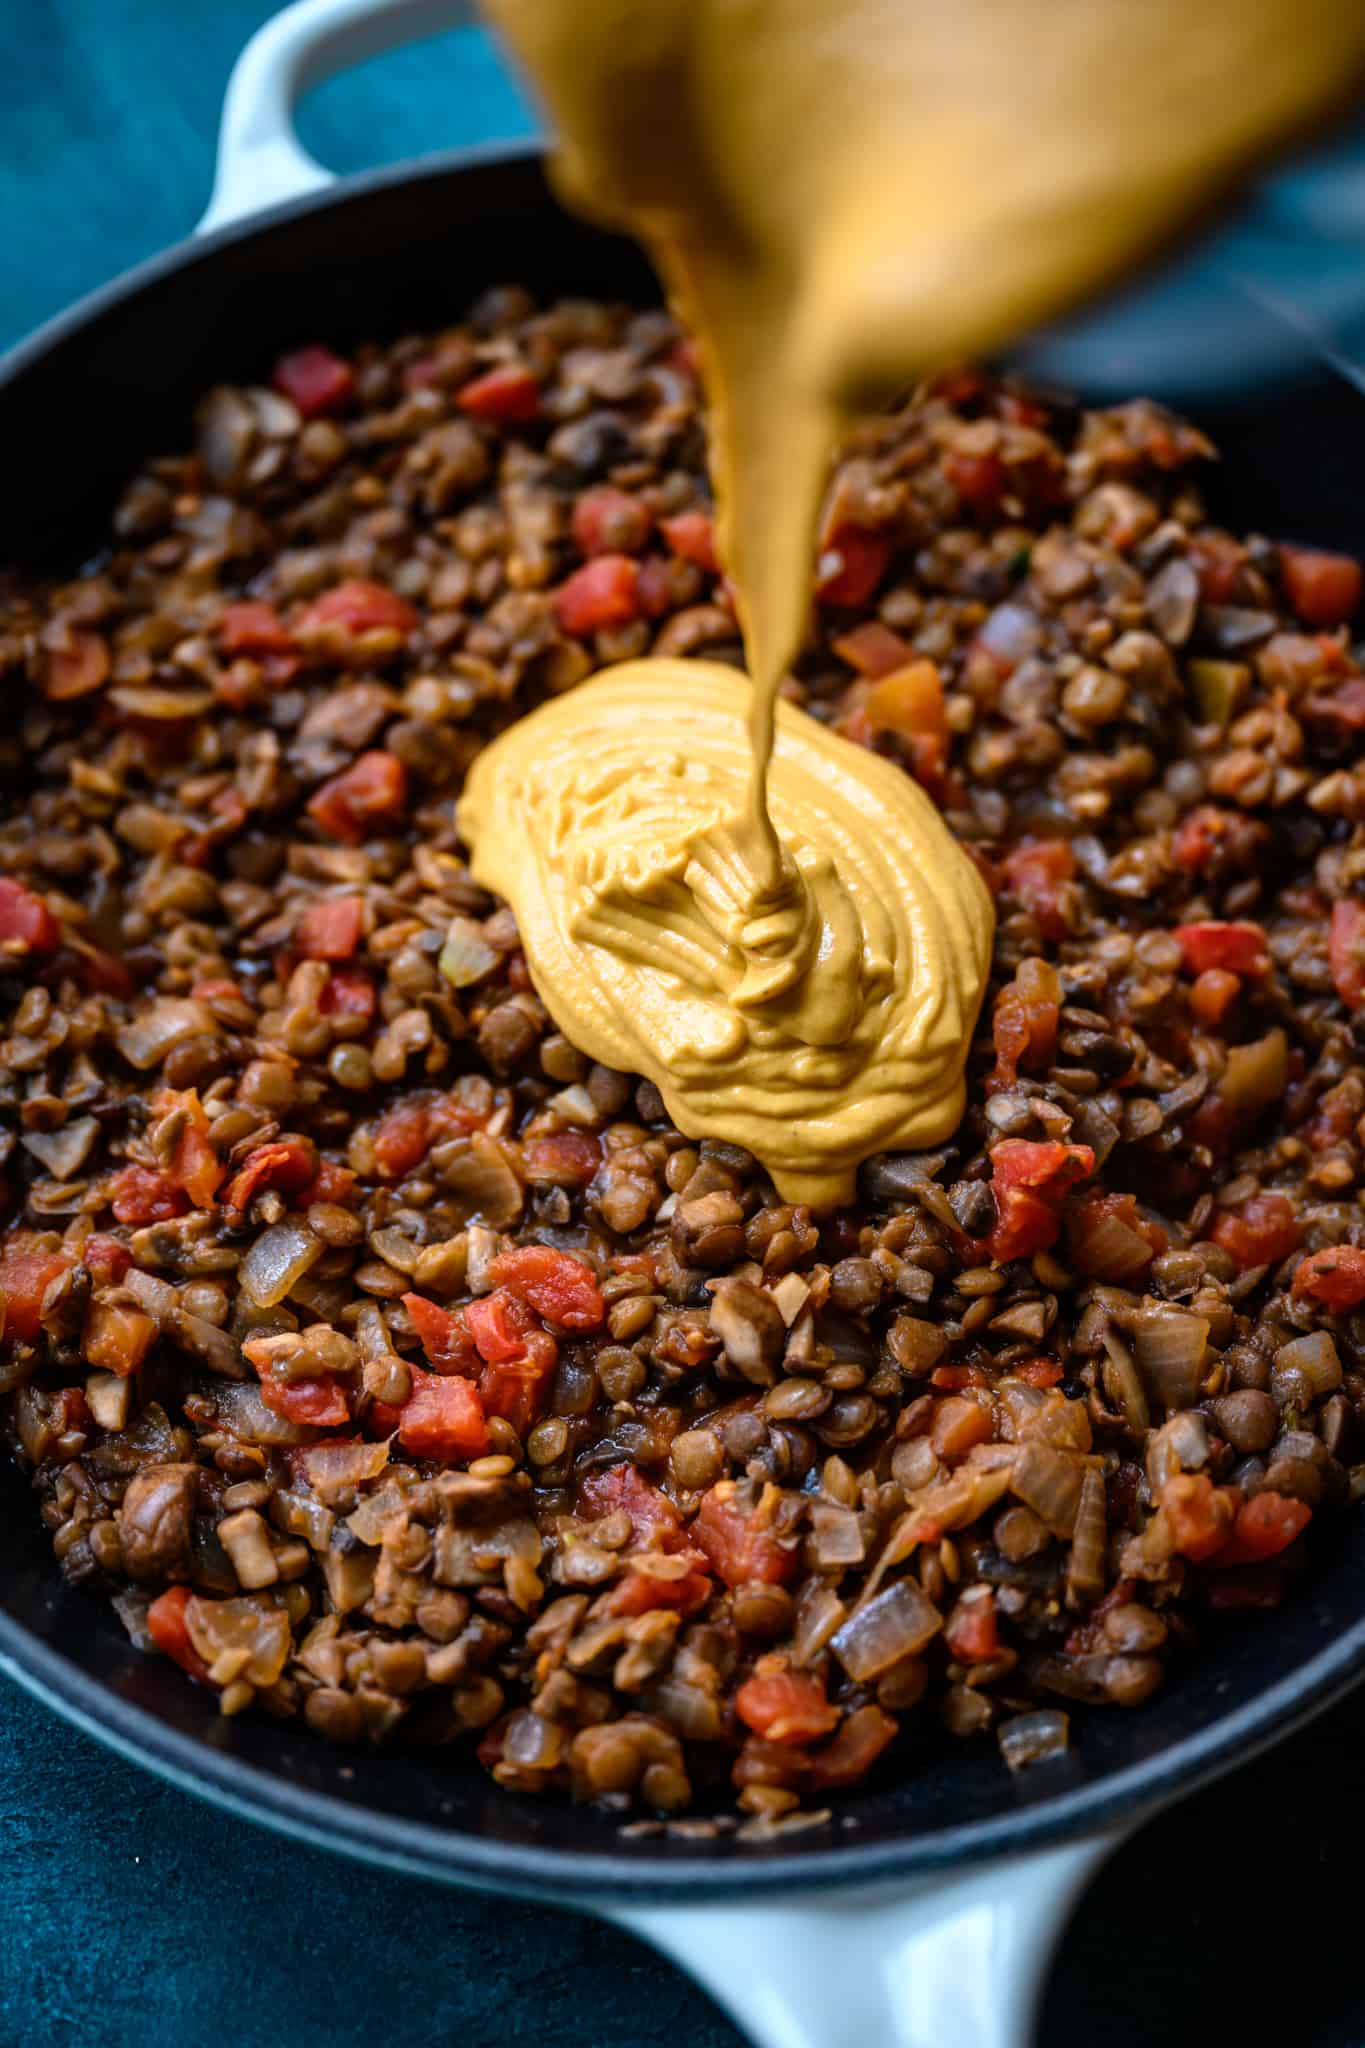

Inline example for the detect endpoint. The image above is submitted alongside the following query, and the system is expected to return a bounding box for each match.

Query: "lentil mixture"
[3,289,1365,1834]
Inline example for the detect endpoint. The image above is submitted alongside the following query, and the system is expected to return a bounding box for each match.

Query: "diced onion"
[1271,1329,1342,1406]
[832,1577,943,1680]
[1133,1308,1208,1411]
[998,1709,1070,1771]
[297,1438,390,1507]
[438,915,500,989]
[809,1502,867,1568]
[1010,1441,1085,1537]
[185,1593,291,1687]
[213,1382,314,1447]
[115,998,216,1070]
[239,1221,324,1308]
[1220,1030,1289,1116]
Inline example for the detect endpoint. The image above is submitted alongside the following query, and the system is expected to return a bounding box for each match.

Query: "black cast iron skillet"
[4,31,1365,2044]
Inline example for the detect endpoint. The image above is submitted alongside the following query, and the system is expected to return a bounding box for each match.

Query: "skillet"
[4,3,1365,2040]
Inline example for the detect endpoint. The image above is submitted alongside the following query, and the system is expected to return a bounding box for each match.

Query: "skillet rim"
[2,139,1364,1902]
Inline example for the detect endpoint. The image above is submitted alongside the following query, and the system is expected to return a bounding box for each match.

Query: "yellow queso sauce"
[467,0,1365,1204]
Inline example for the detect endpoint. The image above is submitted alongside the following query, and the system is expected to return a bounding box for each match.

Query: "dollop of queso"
[459,661,993,1206]
[466,0,1365,1206]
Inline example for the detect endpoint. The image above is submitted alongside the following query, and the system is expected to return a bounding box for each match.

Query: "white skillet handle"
[198,0,477,235]
[614,1835,1116,2048]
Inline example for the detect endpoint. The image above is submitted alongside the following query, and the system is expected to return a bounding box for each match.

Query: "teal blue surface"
[6,9,1365,2047]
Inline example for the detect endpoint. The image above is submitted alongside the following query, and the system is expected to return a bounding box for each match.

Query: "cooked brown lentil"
[3,299,1365,1820]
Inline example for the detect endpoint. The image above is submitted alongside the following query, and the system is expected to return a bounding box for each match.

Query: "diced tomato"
[734,1669,839,1746]
[1210,1491,1312,1569]
[1013,1356,1065,1388]
[944,1589,1000,1664]
[1188,531,1243,605]
[1002,839,1075,943]
[693,1482,796,1588]
[295,895,364,961]
[397,1367,490,1462]
[260,1374,349,1427]
[485,1244,605,1331]
[659,509,718,572]
[307,750,408,843]
[992,1140,1095,1195]
[110,1166,188,1228]
[1280,545,1363,628]
[863,660,947,743]
[217,600,295,657]
[83,1300,156,1378]
[807,1703,898,1789]
[984,1139,1094,1265]
[318,967,376,1020]
[465,1289,539,1365]
[1292,1244,1365,1312]
[1330,898,1365,1011]
[157,1089,224,1208]
[0,878,60,956]
[1210,1192,1302,1270]
[464,1287,558,1433]
[572,487,652,558]
[555,555,641,636]
[1190,967,1241,1031]
[222,1140,316,1214]
[816,527,891,607]
[272,343,354,417]
[931,1396,994,1460]
[401,1292,480,1375]
[1162,1472,1237,1561]
[580,1462,684,1546]
[944,447,1005,516]
[300,1159,356,1207]
[457,364,540,424]
[372,1099,434,1178]
[0,1241,72,1344]
[603,1560,713,1618]
[990,961,1061,1087]
[146,1586,211,1684]
[43,629,110,701]
[1173,921,1267,978]
[832,620,912,679]
[522,1130,602,1188]
[81,1234,131,1286]
[1304,674,1365,734]
[299,581,418,639]
[930,1363,991,1390]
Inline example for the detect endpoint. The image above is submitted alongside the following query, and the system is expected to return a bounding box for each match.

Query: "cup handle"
[611,1833,1118,2048]
[197,0,477,235]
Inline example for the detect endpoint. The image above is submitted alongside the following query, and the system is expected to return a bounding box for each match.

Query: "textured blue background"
[6,7,1365,2047]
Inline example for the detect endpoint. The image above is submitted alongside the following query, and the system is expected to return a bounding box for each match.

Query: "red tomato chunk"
[1292,1245,1365,1312]
[295,895,364,960]
[1173,921,1266,978]
[693,1483,796,1587]
[485,1245,605,1331]
[307,751,408,843]
[1280,545,1362,628]
[734,1670,839,1745]
[816,527,890,607]
[555,555,641,635]
[457,364,540,424]
[300,581,418,638]
[1330,899,1365,1011]
[1211,1192,1302,1270]
[273,344,355,418]
[397,1370,490,1463]
[0,878,60,956]
[110,1167,188,1228]
[147,1587,210,1684]
[0,1241,72,1343]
